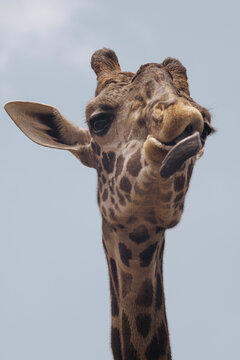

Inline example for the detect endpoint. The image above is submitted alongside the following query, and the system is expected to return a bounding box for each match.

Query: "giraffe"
[5,48,214,360]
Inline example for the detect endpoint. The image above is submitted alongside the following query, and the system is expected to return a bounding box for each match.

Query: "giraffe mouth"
[159,132,202,177]
[147,132,202,178]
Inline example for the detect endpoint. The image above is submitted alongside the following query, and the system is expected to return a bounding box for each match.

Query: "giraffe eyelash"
[89,112,114,136]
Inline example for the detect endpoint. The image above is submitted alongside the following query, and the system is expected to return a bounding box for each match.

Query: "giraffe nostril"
[161,123,197,146]
[184,124,193,135]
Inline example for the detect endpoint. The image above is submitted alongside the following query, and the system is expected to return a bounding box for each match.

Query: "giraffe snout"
[150,100,204,145]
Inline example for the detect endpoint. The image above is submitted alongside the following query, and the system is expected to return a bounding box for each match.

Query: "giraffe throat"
[103,220,172,360]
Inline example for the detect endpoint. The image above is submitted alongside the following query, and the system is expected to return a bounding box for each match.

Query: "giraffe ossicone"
[5,48,214,360]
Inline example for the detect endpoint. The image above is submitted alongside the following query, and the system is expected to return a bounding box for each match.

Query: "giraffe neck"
[102,220,171,360]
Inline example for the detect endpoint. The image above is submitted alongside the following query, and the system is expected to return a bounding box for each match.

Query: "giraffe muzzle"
[159,131,202,178]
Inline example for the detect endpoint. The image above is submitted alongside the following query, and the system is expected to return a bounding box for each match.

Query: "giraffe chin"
[160,131,202,178]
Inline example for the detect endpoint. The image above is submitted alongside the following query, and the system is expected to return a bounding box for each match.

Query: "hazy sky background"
[1,0,239,359]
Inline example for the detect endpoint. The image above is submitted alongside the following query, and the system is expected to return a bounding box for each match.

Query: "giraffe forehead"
[85,94,121,119]
[129,67,174,104]
[131,63,171,85]
[86,65,173,118]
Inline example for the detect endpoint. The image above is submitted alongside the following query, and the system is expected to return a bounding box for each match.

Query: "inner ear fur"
[4,101,90,149]
[4,101,97,168]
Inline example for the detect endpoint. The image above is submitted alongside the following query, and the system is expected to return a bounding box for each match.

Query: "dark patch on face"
[111,196,115,204]
[179,203,184,211]
[144,215,157,225]
[136,279,153,307]
[120,176,132,193]
[115,203,120,211]
[102,151,116,174]
[125,194,131,202]
[116,155,124,178]
[111,327,123,360]
[158,322,168,354]
[97,163,103,176]
[102,174,106,184]
[126,216,137,224]
[135,95,144,102]
[124,343,139,360]
[109,178,115,195]
[174,192,184,203]
[126,149,142,177]
[136,313,152,338]
[144,210,157,225]
[91,141,101,155]
[129,225,150,244]
[156,226,164,234]
[145,322,168,359]
[138,118,145,127]
[117,224,125,229]
[102,206,106,216]
[117,189,126,206]
[186,161,193,186]
[109,208,117,221]
[102,188,108,201]
[109,184,115,195]
[121,271,133,298]
[159,239,165,260]
[156,244,164,276]
[110,279,119,316]
[122,311,139,360]
[101,104,116,112]
[145,80,155,99]
[119,243,132,266]
[155,273,163,310]
[102,238,108,254]
[98,180,102,193]
[174,174,185,192]
[139,242,158,267]
[161,191,173,203]
[110,258,119,295]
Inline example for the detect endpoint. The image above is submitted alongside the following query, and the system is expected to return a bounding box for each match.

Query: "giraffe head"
[5,48,213,229]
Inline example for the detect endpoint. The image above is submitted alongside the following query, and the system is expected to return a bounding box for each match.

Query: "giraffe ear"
[161,57,190,96]
[4,101,96,168]
[91,48,121,78]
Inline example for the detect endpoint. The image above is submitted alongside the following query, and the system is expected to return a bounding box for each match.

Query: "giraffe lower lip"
[160,132,202,178]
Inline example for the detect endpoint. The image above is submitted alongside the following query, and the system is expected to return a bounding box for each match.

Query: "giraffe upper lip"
[147,130,202,158]
[160,127,198,147]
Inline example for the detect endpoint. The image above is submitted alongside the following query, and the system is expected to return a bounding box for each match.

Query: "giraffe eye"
[200,120,215,145]
[89,113,114,136]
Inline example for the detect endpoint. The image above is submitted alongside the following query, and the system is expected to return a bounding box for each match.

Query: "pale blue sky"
[1,0,239,359]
